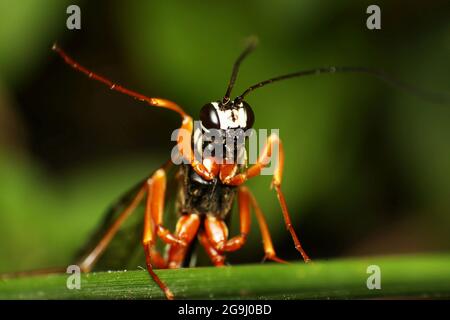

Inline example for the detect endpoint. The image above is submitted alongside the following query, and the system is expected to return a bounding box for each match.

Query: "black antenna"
[235,66,449,104]
[222,36,259,105]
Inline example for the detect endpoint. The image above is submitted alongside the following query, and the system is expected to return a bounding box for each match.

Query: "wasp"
[51,39,444,300]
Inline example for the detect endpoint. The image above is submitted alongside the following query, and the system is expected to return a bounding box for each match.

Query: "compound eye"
[242,101,255,129]
[200,103,221,130]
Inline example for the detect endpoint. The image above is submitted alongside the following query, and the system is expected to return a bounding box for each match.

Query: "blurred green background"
[0,0,449,273]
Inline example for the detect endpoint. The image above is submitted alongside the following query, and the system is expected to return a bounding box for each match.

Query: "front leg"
[176,116,218,181]
[222,133,283,186]
[223,134,311,263]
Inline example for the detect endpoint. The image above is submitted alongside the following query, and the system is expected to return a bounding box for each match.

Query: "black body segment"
[177,164,237,219]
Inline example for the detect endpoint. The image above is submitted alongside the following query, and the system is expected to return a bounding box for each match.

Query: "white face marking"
[208,101,247,130]
[193,124,204,157]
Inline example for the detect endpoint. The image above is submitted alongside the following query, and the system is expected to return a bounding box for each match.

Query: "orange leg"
[145,169,186,247]
[274,184,310,262]
[223,134,311,263]
[141,170,202,299]
[141,169,179,300]
[76,161,172,273]
[222,134,282,186]
[148,249,166,269]
[167,213,201,269]
[245,187,288,264]
[142,246,173,300]
[53,45,213,182]
[204,187,251,252]
[198,232,226,266]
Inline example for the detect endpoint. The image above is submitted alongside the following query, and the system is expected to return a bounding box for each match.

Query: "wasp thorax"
[200,100,255,131]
